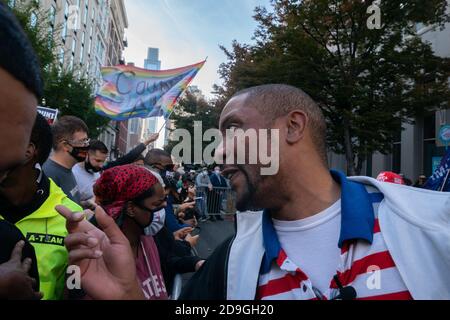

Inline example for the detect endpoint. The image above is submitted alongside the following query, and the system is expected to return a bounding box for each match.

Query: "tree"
[10,1,109,138]
[165,91,222,166]
[216,0,450,175]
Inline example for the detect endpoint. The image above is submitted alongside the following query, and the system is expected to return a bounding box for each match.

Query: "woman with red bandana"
[92,165,169,300]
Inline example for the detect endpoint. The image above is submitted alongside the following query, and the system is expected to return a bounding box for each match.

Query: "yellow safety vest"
[0,179,82,300]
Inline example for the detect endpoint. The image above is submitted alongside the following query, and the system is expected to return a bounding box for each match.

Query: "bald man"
[180,84,450,300]
[57,84,449,301]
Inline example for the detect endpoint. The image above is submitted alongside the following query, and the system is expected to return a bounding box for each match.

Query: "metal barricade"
[171,274,183,300]
[197,186,236,218]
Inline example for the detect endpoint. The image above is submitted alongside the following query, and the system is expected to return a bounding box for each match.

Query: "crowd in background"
[1,1,448,302]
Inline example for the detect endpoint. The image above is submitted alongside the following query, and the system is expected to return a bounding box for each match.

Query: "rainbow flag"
[95,60,206,120]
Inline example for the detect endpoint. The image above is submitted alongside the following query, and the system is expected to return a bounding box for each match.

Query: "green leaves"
[216,0,450,175]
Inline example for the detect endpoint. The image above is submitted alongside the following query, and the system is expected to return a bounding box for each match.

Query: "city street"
[195,216,236,259]
[181,215,236,288]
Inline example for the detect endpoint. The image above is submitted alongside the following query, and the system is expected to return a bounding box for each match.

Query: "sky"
[123,0,271,98]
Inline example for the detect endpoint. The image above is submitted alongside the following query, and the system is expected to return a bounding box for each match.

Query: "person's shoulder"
[71,163,84,178]
[43,159,64,177]
[48,179,83,211]
[42,159,54,171]
[72,162,83,172]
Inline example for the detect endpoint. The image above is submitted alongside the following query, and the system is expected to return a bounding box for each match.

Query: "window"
[62,20,68,42]
[80,46,84,64]
[89,22,93,38]
[62,0,70,42]
[87,37,92,56]
[97,38,104,61]
[49,5,56,28]
[72,38,77,56]
[80,31,85,63]
[83,2,88,25]
[64,0,69,18]
[59,47,65,67]
[130,119,139,134]
[30,12,38,28]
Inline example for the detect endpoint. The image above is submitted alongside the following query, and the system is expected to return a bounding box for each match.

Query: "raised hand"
[56,205,144,300]
[144,133,159,146]
[173,227,193,241]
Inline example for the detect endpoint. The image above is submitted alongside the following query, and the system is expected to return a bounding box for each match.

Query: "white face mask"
[146,209,166,236]
[203,170,208,175]
[215,170,220,175]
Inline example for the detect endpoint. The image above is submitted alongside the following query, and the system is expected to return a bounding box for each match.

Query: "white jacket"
[227,176,450,300]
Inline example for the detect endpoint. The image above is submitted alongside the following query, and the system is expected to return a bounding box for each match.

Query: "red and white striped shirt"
[256,186,412,300]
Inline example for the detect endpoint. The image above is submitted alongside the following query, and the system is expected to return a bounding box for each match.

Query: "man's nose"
[214,140,226,165]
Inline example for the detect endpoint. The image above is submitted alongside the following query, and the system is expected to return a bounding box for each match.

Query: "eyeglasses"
[65,138,90,148]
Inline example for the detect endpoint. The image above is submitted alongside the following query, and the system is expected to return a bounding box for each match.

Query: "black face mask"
[69,146,89,162]
[85,157,101,174]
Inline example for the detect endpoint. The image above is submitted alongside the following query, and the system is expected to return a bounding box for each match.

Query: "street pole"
[439,168,450,192]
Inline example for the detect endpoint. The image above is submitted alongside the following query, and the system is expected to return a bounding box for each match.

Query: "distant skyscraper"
[144,48,161,70]
[141,47,165,148]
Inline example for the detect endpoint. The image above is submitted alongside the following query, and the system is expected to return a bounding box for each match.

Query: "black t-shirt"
[0,220,40,291]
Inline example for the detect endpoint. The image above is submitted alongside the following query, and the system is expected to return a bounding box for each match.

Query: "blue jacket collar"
[261,170,375,274]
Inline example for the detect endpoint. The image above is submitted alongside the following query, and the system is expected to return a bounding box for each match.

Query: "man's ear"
[285,110,308,145]
[60,140,71,152]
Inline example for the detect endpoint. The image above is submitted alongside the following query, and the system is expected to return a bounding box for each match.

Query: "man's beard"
[85,158,101,173]
[234,165,262,212]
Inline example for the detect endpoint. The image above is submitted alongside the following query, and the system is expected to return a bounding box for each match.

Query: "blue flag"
[424,148,450,191]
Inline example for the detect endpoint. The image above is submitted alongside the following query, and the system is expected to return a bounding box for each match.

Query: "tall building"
[9,0,129,158]
[137,47,167,150]
[100,0,129,158]
[9,0,111,86]
[144,47,161,70]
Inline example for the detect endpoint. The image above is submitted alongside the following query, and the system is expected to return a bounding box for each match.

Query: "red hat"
[94,165,159,219]
[376,172,405,185]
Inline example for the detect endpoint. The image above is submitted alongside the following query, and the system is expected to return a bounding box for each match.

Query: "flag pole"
[157,108,176,134]
[155,57,208,137]
[439,168,450,192]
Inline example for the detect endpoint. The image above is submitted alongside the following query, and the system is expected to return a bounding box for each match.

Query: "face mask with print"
[69,146,89,162]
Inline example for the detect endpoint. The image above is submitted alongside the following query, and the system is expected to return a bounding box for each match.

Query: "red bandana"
[94,165,159,219]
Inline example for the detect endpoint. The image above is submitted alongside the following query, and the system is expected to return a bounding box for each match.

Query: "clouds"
[123,0,271,97]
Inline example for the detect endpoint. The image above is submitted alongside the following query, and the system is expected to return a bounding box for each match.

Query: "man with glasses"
[43,116,90,204]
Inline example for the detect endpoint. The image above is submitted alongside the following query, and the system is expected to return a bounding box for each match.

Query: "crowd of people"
[1,2,449,301]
